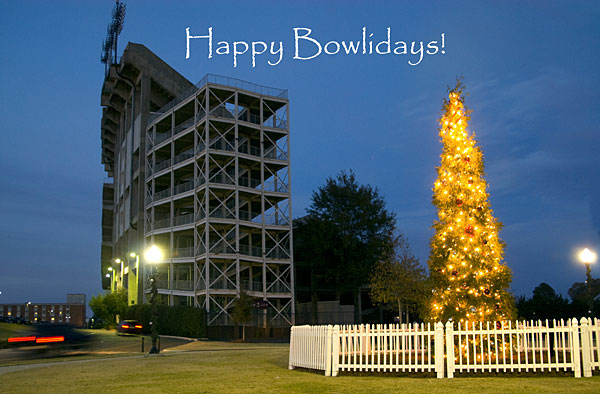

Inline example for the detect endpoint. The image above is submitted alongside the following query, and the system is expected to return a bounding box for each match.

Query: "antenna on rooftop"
[101,0,127,76]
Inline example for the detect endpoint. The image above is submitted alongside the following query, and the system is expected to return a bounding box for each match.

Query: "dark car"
[8,323,93,356]
[117,320,143,335]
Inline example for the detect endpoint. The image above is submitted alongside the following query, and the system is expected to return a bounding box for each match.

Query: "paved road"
[0,334,190,366]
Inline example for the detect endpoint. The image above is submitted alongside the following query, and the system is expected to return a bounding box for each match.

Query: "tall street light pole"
[579,248,597,318]
[144,245,163,354]
[129,252,140,305]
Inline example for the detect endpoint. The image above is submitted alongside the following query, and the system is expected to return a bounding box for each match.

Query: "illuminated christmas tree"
[427,80,515,323]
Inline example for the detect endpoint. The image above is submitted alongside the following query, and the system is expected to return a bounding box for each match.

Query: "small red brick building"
[0,294,86,328]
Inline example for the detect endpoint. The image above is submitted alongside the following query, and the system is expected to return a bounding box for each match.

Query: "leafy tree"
[427,80,515,323]
[89,289,128,328]
[568,278,600,317]
[516,282,570,320]
[370,235,427,323]
[306,170,396,323]
[231,292,254,341]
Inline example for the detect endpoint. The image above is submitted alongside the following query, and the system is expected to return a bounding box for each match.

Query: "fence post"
[580,317,592,377]
[571,318,581,378]
[331,325,340,377]
[325,325,333,377]
[435,322,445,378]
[288,326,295,370]
[445,321,455,379]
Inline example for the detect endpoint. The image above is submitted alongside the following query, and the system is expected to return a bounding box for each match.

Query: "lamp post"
[107,267,114,292]
[128,252,140,305]
[144,245,163,354]
[579,248,597,317]
[114,258,123,290]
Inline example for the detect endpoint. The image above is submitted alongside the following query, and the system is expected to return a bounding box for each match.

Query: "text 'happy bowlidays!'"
[186,27,446,68]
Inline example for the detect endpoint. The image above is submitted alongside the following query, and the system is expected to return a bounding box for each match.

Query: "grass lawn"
[1,341,599,393]
[0,322,33,342]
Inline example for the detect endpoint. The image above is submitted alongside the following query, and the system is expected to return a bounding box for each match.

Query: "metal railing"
[154,217,171,229]
[154,158,171,173]
[173,214,194,226]
[173,148,194,165]
[172,247,194,258]
[195,210,206,221]
[201,74,287,99]
[175,180,194,195]
[210,104,235,119]
[264,181,289,193]
[149,74,287,125]
[276,120,288,130]
[264,213,290,226]
[238,177,261,189]
[210,242,236,255]
[237,110,261,125]
[196,109,206,122]
[209,207,236,220]
[238,244,263,258]
[155,132,171,145]
[266,247,291,260]
[195,244,206,255]
[209,138,235,152]
[154,188,172,201]
[195,142,206,154]
[238,210,262,224]
[209,172,235,185]
[195,175,206,187]
[209,278,236,290]
[238,144,261,157]
[240,280,263,292]
[173,280,194,291]
[155,279,169,289]
[174,118,195,136]
[267,281,290,293]
[264,147,288,161]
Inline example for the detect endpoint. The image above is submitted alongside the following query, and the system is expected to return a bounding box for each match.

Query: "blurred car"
[117,320,143,335]
[7,323,93,356]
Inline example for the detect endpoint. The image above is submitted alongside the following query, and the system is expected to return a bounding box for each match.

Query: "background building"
[0,294,86,328]
[101,44,294,335]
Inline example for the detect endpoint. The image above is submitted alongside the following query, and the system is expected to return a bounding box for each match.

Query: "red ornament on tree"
[465,225,474,236]
[456,198,463,206]
[463,156,470,163]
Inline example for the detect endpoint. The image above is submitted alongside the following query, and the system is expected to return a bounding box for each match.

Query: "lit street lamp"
[128,252,141,306]
[144,244,163,354]
[579,248,597,317]
[114,258,123,290]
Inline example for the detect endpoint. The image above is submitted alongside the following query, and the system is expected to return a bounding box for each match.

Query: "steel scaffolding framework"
[143,79,294,328]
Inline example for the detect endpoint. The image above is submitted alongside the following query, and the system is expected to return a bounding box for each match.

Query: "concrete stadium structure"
[100,43,294,331]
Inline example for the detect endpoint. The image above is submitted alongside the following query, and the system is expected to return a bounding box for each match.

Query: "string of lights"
[427,81,515,324]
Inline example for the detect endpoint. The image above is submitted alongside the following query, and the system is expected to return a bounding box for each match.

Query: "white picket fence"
[446,319,580,378]
[337,323,444,377]
[288,325,335,375]
[288,317,600,378]
[581,317,600,377]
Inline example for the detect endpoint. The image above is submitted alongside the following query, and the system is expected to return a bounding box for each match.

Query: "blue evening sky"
[0,1,598,305]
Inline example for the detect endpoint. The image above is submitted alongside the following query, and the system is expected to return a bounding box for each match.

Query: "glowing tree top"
[427,80,514,323]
